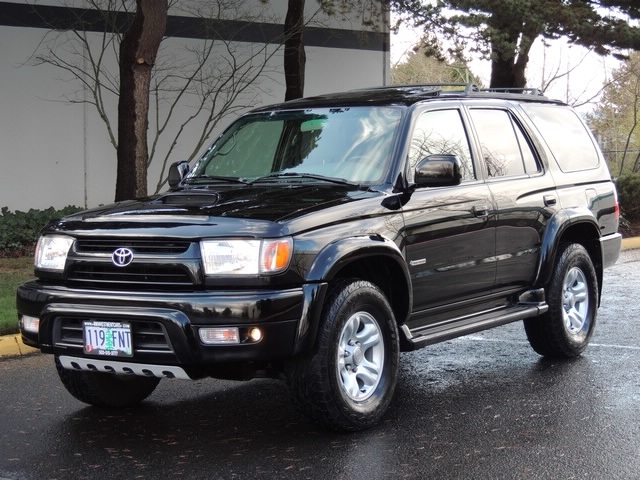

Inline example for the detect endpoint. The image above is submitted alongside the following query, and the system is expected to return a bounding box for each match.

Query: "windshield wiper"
[183,175,249,185]
[250,172,357,187]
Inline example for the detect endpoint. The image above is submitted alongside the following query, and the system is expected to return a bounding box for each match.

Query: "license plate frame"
[83,321,133,358]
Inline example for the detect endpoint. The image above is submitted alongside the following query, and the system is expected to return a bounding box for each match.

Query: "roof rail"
[479,87,545,96]
[352,83,551,101]
[377,83,546,97]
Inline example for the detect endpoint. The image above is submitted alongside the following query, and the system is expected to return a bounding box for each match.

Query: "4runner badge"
[112,248,134,267]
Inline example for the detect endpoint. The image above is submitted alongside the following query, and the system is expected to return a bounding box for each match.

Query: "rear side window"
[521,104,600,172]
[468,109,540,178]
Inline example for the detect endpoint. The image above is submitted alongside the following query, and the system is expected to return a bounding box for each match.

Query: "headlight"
[200,238,292,275]
[35,235,74,271]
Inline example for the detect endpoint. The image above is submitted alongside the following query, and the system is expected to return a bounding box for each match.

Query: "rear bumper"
[17,281,327,379]
[600,232,622,269]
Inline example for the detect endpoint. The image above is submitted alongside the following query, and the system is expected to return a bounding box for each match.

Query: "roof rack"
[373,83,546,98]
[386,83,477,96]
[479,87,545,96]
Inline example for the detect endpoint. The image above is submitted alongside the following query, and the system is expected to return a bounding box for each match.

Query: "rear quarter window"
[521,104,600,172]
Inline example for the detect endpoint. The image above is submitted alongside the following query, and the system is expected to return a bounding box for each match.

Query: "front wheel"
[524,243,598,358]
[55,356,160,407]
[287,279,400,431]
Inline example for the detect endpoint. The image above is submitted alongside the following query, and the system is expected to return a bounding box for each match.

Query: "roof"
[251,84,567,112]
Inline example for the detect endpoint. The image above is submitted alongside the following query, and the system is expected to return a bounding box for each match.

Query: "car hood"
[46,184,386,238]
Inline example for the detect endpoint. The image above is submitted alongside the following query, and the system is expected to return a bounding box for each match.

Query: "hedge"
[616,174,640,224]
[0,206,83,257]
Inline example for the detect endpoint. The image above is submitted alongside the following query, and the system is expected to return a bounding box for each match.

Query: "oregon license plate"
[83,321,133,357]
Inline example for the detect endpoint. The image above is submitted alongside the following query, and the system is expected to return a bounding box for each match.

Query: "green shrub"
[616,174,640,223]
[0,206,83,256]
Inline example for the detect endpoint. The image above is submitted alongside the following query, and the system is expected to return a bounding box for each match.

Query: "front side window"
[407,109,475,182]
[190,107,403,184]
[469,109,541,178]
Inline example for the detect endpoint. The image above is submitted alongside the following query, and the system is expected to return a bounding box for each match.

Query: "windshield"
[189,106,403,184]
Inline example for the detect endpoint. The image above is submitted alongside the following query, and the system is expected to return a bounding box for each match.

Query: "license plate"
[83,321,133,357]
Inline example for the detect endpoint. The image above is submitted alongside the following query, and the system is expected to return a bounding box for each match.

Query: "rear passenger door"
[402,106,497,320]
[466,105,557,295]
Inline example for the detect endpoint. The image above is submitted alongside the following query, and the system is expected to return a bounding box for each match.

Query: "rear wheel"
[55,356,160,407]
[524,243,598,358]
[287,279,399,431]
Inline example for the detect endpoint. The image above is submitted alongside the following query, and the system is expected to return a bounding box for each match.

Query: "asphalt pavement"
[1,248,639,479]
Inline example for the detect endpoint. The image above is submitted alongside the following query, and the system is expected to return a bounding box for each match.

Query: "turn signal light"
[20,315,40,333]
[199,327,240,345]
[198,327,264,345]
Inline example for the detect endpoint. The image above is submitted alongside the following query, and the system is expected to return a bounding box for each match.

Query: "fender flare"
[307,234,409,284]
[534,207,602,289]
[294,235,413,355]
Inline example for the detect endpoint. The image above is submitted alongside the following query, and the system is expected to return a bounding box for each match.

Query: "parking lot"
[1,249,639,480]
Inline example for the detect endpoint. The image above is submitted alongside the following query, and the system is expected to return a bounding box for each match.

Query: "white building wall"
[0,0,389,211]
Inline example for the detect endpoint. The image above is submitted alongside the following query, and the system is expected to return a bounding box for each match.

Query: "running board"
[401,303,548,351]
[58,355,192,380]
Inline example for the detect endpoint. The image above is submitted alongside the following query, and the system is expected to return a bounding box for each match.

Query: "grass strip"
[0,257,34,335]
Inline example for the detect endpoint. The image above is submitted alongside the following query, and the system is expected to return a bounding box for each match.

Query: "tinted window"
[408,109,475,182]
[521,104,600,172]
[469,109,540,178]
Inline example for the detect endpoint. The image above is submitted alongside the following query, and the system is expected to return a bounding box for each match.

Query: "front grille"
[55,317,173,354]
[75,238,191,255]
[66,263,194,289]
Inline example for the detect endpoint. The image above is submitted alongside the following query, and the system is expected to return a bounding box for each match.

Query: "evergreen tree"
[392,0,640,89]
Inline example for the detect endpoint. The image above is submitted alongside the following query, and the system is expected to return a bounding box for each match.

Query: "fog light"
[199,327,240,345]
[20,315,40,333]
[248,327,263,342]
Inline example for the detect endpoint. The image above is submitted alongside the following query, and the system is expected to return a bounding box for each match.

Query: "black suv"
[17,84,622,431]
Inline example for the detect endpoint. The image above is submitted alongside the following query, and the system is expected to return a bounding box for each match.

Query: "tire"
[287,279,400,431]
[55,356,160,407]
[524,243,598,358]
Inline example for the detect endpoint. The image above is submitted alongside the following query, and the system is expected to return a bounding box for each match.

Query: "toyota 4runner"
[17,84,622,431]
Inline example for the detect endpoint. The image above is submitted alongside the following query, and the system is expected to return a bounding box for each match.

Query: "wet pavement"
[1,250,639,480]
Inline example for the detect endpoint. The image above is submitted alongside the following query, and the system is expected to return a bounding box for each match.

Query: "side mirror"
[414,154,462,187]
[168,161,190,188]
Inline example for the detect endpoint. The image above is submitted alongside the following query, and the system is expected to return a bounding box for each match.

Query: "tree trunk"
[490,51,529,89]
[284,0,306,101]
[115,0,167,201]
[490,57,518,89]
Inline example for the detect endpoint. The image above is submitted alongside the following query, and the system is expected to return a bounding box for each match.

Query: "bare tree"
[588,52,640,176]
[116,0,167,200]
[29,0,389,198]
[29,0,284,198]
[284,0,306,101]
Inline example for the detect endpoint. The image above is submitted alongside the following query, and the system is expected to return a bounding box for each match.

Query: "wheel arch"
[307,235,412,327]
[535,208,603,302]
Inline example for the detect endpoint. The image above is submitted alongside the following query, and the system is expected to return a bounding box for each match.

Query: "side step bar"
[401,302,548,351]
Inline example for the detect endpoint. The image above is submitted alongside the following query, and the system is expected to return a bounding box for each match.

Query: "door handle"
[544,195,557,207]
[473,205,489,217]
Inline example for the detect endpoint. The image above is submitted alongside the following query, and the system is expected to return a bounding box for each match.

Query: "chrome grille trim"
[74,238,191,255]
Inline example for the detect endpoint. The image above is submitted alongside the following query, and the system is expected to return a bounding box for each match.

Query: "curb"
[2,237,639,360]
[0,333,39,359]
[622,237,640,251]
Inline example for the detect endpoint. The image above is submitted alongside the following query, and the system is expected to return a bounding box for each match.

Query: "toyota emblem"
[112,248,134,267]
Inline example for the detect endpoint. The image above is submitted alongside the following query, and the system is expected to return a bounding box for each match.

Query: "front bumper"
[17,281,326,379]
